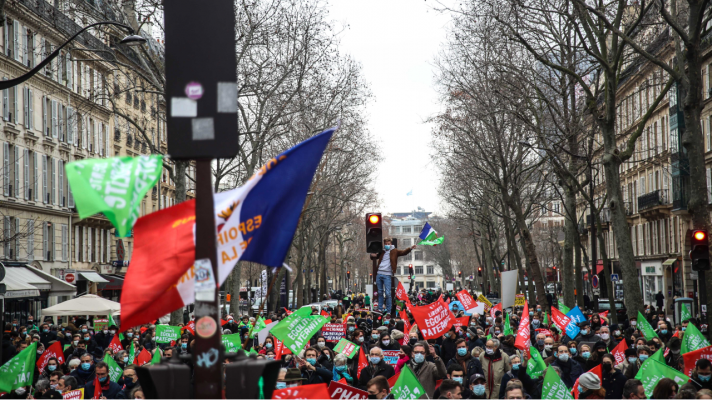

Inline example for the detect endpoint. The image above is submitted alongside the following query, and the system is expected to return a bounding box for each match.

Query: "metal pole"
[590,166,598,312]
[192,160,222,399]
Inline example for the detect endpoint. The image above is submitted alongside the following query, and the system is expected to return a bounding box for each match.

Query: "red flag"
[408,296,455,339]
[445,297,451,305]
[611,340,628,366]
[683,345,712,376]
[136,348,152,366]
[396,282,411,306]
[673,330,681,338]
[387,372,401,389]
[283,308,292,315]
[551,307,573,332]
[321,310,329,317]
[573,364,602,399]
[514,302,530,356]
[120,200,196,330]
[490,303,502,319]
[92,374,102,399]
[272,383,330,399]
[535,328,553,337]
[108,335,123,354]
[400,310,412,345]
[184,320,195,335]
[455,290,477,312]
[598,310,609,319]
[36,342,65,374]
[357,348,368,379]
[221,319,228,326]
[453,316,470,331]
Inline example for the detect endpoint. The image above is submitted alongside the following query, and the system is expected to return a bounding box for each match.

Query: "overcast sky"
[328,1,452,216]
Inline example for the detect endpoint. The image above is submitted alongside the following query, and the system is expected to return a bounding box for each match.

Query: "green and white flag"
[503,312,512,336]
[681,323,710,354]
[527,347,547,378]
[65,155,163,237]
[155,325,182,344]
[221,334,243,353]
[270,306,328,354]
[103,354,123,382]
[391,365,426,399]
[417,222,444,246]
[250,317,267,339]
[150,349,162,365]
[0,342,37,393]
[128,342,136,365]
[651,347,665,363]
[541,366,574,399]
[636,311,660,340]
[635,358,689,398]
[558,300,571,315]
[681,304,693,322]
[333,338,360,359]
[108,314,123,341]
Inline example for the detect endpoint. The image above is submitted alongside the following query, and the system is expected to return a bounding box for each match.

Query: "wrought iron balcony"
[638,189,669,211]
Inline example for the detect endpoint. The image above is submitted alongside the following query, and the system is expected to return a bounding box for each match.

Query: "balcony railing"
[638,189,669,211]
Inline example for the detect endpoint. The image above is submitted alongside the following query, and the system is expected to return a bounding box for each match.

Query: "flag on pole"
[136,348,152,366]
[357,349,368,379]
[150,349,162,365]
[128,342,136,364]
[103,354,123,382]
[391,365,426,399]
[270,307,329,354]
[611,340,628,365]
[635,358,689,398]
[681,323,710,354]
[120,128,336,329]
[514,302,530,356]
[636,311,660,340]
[542,366,574,399]
[566,306,586,324]
[503,312,512,336]
[418,222,441,245]
[526,347,547,378]
[681,304,693,322]
[108,335,123,353]
[0,342,37,393]
[557,300,571,315]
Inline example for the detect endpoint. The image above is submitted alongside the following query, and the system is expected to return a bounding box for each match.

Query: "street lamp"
[0,22,145,90]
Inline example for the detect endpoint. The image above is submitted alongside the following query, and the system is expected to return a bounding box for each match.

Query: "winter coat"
[83,380,122,399]
[498,366,540,399]
[601,366,628,399]
[300,363,333,385]
[372,247,414,275]
[407,357,448,399]
[69,365,96,388]
[681,371,712,393]
[479,349,511,399]
[39,331,57,349]
[550,358,584,388]
[357,360,395,390]
[440,336,458,365]
[447,353,484,380]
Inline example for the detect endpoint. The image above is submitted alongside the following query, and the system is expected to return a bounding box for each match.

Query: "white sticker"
[192,118,215,141]
[217,82,238,113]
[194,258,216,302]
[171,97,197,117]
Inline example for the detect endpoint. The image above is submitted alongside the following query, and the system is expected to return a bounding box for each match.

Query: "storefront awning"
[9,267,52,290]
[1,268,41,298]
[26,266,76,297]
[79,271,109,283]
[663,258,677,266]
[100,275,124,291]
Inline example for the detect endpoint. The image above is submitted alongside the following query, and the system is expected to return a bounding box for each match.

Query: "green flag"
[65,155,163,237]
[503,312,512,336]
[150,349,162,365]
[636,312,659,340]
[391,365,426,399]
[222,334,243,353]
[527,347,547,378]
[417,236,445,246]
[333,338,360,359]
[541,366,574,399]
[681,304,693,322]
[128,342,136,364]
[250,317,267,339]
[155,325,182,344]
[0,342,37,393]
[635,358,689,398]
[487,334,492,341]
[681,323,710,354]
[270,307,328,354]
[558,300,571,315]
[108,314,124,341]
[248,347,259,356]
[103,354,123,382]
[543,311,549,326]
[651,347,665,363]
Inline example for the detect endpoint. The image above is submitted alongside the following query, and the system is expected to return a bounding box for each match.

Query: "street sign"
[65,273,76,284]
[117,239,125,261]
[610,274,619,282]
[591,275,599,288]
[593,287,601,295]
[692,271,699,280]
[165,0,238,159]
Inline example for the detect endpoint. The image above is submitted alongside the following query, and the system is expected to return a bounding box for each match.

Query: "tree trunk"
[574,228,585,307]
[596,226,619,325]
[169,161,188,325]
[562,183,577,309]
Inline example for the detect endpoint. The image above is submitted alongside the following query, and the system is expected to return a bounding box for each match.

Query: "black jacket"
[550,358,584,388]
[70,365,96,388]
[357,360,395,389]
[681,372,712,393]
[498,366,540,399]
[93,331,113,350]
[601,366,628,399]
[440,336,458,365]
[39,331,57,348]
[2,338,16,365]
[83,380,122,399]
[301,363,333,385]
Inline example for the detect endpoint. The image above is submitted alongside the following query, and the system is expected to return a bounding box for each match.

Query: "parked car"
[596,299,627,320]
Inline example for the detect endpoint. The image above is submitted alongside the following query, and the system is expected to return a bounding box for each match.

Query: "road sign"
[165,0,238,160]
[593,287,600,295]
[592,275,599,288]
[610,274,619,282]
[65,273,76,284]
[692,271,699,280]
[117,239,125,261]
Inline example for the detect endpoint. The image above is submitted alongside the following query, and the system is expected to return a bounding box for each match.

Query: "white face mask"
[485,348,494,355]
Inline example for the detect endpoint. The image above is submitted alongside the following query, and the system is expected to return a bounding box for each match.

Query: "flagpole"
[243,272,279,349]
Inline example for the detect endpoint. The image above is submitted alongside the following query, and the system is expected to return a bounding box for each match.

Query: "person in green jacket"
[365,294,371,308]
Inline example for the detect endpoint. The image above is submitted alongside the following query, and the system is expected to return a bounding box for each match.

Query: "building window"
[426,281,436,288]
[427,266,434,275]
[401,238,411,247]
[415,266,423,274]
[414,251,423,261]
[402,226,412,234]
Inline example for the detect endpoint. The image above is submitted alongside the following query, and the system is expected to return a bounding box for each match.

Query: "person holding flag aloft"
[369,238,415,316]
[82,361,121,399]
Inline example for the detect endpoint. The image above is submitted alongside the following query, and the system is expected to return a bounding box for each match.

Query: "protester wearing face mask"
[79,331,98,356]
[431,365,469,399]
[332,353,354,384]
[260,337,276,354]
[680,358,712,393]
[550,344,584,388]
[466,327,485,352]
[319,347,334,371]
[446,338,484,380]
[369,238,415,315]
[116,365,140,399]
[297,347,333,385]
[585,341,609,371]
[40,357,62,381]
[38,323,58,349]
[600,353,627,398]
[578,371,606,399]
[365,376,391,400]
[357,347,395,389]
[439,326,460,365]
[179,335,191,354]
[469,374,488,399]
[541,337,557,363]
[478,339,511,398]
[63,334,83,362]
[568,341,585,366]
[407,342,447,398]
[83,361,122,398]
[615,348,639,378]
[499,355,540,399]
[377,333,399,351]
[575,321,602,344]
[69,353,96,387]
[275,368,305,390]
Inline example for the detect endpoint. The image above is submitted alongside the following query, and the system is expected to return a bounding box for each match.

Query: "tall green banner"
[527,347,547,378]
[503,312,512,336]
[65,155,163,237]
[155,325,182,344]
[103,354,123,382]
[391,365,426,399]
[270,307,328,354]
[0,342,37,393]
[681,304,693,322]
[635,358,689,398]
[541,366,574,399]
[636,311,660,340]
[681,323,710,354]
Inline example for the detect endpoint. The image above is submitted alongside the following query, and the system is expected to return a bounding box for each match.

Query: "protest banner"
[103,354,123,382]
[408,296,454,340]
[382,350,400,366]
[396,282,410,305]
[682,323,710,354]
[0,342,37,393]
[62,389,84,400]
[452,316,470,331]
[535,328,554,337]
[636,359,689,398]
[108,335,123,353]
[611,340,628,366]
[155,325,182,344]
[357,350,368,379]
[334,338,360,359]
[683,345,712,376]
[136,348,152,366]
[637,311,660,340]
[515,294,526,307]
[322,323,347,343]
[273,383,330,399]
[490,303,502,319]
[328,380,369,399]
[476,294,492,311]
[527,347,547,378]
[271,307,329,354]
[514,302,530,356]
[542,366,574,399]
[455,290,478,314]
[391,365,426,399]
[37,342,65,374]
[551,307,580,339]
[221,334,242,353]
[501,270,518,309]
[566,306,586,324]
[93,319,109,331]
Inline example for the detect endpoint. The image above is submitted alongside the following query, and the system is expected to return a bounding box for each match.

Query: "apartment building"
[388,212,446,290]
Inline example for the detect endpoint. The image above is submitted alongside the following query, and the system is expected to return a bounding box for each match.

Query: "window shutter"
[2,142,8,196]
[42,221,47,261]
[3,21,8,58]
[58,159,63,206]
[27,219,33,260]
[42,155,46,203]
[42,96,46,135]
[82,226,87,262]
[33,152,37,201]
[13,146,18,198]
[98,121,103,156]
[13,20,19,62]
[106,231,111,262]
[58,104,63,142]
[708,167,712,204]
[66,107,72,144]
[50,158,55,205]
[88,227,92,262]
[3,84,8,122]
[62,225,67,261]
[23,87,27,127]
[21,25,27,66]
[51,100,57,138]
[100,228,104,262]
[74,226,79,261]
[23,149,28,199]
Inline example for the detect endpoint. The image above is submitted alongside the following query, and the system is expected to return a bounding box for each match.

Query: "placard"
[93,318,109,331]
[476,295,493,311]
[382,350,400,366]
[515,294,526,307]
[322,323,346,343]
[62,389,84,400]
[155,325,182,344]
[328,379,369,399]
[333,338,360,359]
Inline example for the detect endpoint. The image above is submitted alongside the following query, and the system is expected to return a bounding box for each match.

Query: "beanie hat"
[579,372,601,390]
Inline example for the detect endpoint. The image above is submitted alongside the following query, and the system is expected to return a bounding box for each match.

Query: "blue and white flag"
[566,306,587,325]
[406,189,413,196]
[418,222,444,245]
[214,128,334,281]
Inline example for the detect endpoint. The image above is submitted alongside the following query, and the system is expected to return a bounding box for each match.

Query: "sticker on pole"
[185,81,204,100]
[194,258,216,302]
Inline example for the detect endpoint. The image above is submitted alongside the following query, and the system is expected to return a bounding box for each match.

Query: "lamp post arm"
[0,21,134,90]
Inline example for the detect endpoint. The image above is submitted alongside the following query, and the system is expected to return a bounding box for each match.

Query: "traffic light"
[458,271,462,278]
[691,229,710,271]
[347,270,351,280]
[408,265,414,279]
[365,213,383,253]
[225,355,281,399]
[478,267,482,277]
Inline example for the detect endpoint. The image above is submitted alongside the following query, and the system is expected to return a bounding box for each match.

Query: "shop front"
[641,260,664,307]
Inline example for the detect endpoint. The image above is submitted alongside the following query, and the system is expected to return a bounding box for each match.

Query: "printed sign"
[62,389,84,400]
[322,323,347,343]
[333,338,360,359]
[456,290,477,314]
[476,295,493,311]
[93,319,109,331]
[515,294,526,307]
[382,350,400,366]
[408,296,455,340]
[155,325,182,344]
[328,379,369,399]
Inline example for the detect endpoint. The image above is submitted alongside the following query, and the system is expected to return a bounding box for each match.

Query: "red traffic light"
[369,214,380,224]
[694,230,707,241]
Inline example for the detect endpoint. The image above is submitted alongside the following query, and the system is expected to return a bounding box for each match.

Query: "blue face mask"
[82,329,87,333]
[181,343,187,349]
[127,333,133,338]
[84,337,90,341]
[384,245,392,251]
[348,327,355,332]
[558,354,569,362]
[582,351,591,359]
[335,365,347,372]
[124,357,129,363]
[512,363,520,370]
[414,354,425,364]
[700,374,712,382]
[473,385,485,396]
[639,354,649,362]
[661,329,668,335]
[452,377,463,385]
[98,376,107,383]
[276,382,287,390]
[306,358,316,366]
[683,327,687,331]
[43,329,48,333]
[570,348,577,355]
[370,356,381,364]
[457,348,467,356]
[81,362,91,371]
[48,365,56,372]
[372,334,379,340]
[266,343,273,349]
[628,357,637,363]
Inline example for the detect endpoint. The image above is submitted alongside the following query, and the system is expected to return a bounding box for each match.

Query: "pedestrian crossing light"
[691,229,710,271]
[478,267,482,277]
[365,212,383,253]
